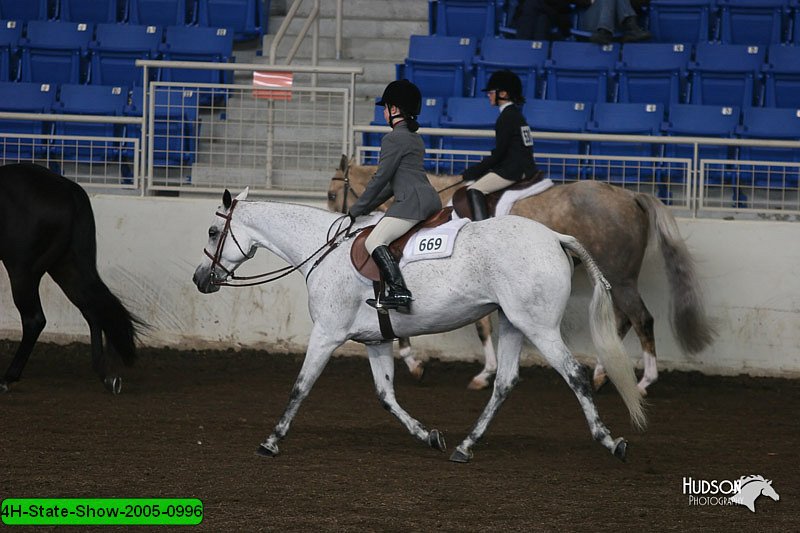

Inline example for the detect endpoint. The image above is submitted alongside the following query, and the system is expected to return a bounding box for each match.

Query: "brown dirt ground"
[1,341,798,532]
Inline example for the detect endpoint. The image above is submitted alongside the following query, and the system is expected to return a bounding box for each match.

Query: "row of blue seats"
[398,37,800,108]
[0,21,233,99]
[364,98,800,188]
[0,82,200,166]
[431,0,800,46]
[0,0,263,40]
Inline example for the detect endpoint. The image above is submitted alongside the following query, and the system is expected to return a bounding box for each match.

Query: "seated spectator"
[515,0,592,41]
[578,0,651,45]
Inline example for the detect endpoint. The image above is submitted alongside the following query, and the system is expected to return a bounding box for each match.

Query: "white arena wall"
[1,194,798,378]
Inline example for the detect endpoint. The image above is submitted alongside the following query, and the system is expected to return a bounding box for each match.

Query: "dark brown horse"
[328,156,716,394]
[0,163,140,393]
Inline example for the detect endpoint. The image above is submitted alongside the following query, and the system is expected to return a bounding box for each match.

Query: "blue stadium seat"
[523,99,592,180]
[762,44,800,107]
[616,43,692,105]
[197,0,262,41]
[434,0,497,40]
[129,0,189,26]
[439,96,497,174]
[60,0,124,23]
[736,106,800,188]
[89,23,162,86]
[159,25,234,105]
[544,42,618,102]
[50,84,128,161]
[19,20,93,84]
[648,0,715,43]
[586,102,664,182]
[718,0,787,45]
[0,20,22,81]
[125,87,199,165]
[0,0,50,22]
[0,81,55,160]
[795,0,800,44]
[662,103,740,186]
[473,37,547,101]
[398,35,477,98]
[688,43,766,106]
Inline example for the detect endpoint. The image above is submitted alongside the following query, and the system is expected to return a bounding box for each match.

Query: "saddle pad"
[451,175,554,220]
[350,207,462,282]
[494,178,554,217]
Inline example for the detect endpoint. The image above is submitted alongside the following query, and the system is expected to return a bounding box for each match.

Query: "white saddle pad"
[448,177,555,220]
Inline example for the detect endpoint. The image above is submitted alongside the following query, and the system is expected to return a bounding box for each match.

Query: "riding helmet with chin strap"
[377,79,422,130]
[482,69,524,105]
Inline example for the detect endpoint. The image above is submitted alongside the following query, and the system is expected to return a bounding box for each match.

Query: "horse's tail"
[558,234,647,430]
[634,193,717,354]
[70,186,141,366]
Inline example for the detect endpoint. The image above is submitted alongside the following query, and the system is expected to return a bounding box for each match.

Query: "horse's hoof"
[467,374,493,390]
[428,429,446,452]
[593,373,609,392]
[104,376,122,395]
[449,447,473,463]
[612,437,627,462]
[637,384,648,397]
[409,363,425,382]
[256,442,279,457]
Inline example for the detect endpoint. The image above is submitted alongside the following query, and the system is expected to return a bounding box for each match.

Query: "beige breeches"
[467,172,516,194]
[365,216,418,254]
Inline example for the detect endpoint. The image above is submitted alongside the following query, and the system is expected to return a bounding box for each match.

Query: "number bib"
[412,234,449,257]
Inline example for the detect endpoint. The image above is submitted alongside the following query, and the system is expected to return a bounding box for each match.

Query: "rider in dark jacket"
[348,79,442,311]
[463,70,537,221]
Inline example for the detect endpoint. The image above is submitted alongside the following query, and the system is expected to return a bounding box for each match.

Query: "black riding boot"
[467,189,489,221]
[368,245,412,311]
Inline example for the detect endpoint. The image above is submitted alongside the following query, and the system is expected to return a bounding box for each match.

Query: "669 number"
[417,237,443,252]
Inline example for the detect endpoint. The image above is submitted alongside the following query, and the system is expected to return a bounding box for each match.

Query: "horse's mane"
[739,475,770,485]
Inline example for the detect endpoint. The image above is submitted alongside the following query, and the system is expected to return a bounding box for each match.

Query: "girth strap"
[372,281,397,340]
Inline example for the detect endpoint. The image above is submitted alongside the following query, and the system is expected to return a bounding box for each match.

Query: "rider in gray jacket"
[349,79,442,311]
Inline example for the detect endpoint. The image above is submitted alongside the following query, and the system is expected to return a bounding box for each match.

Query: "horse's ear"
[339,154,348,172]
[223,189,232,209]
[235,187,249,202]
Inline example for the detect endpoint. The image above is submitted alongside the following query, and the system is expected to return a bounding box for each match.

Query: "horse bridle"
[330,162,358,214]
[203,199,353,287]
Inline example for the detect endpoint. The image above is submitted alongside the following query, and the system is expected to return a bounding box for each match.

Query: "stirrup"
[366,293,412,313]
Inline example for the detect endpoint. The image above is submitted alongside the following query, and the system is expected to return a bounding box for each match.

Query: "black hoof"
[256,442,279,457]
[449,447,472,463]
[613,438,628,462]
[104,376,122,395]
[428,429,446,452]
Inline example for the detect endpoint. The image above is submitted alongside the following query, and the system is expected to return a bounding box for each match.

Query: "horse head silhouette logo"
[730,475,780,512]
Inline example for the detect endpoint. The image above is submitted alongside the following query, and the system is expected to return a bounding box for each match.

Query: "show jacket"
[463,103,537,182]
[349,122,442,220]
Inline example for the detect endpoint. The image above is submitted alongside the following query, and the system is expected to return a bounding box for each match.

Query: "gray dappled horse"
[328,157,716,394]
[193,189,646,463]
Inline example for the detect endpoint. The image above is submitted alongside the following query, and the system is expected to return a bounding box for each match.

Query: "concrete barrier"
[1,194,798,378]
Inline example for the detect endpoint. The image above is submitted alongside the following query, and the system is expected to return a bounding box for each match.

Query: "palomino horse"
[193,189,646,462]
[328,156,716,394]
[0,163,140,393]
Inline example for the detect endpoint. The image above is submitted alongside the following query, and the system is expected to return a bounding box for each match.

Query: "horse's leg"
[398,337,424,381]
[257,327,342,457]
[451,311,522,463]
[593,297,633,391]
[612,284,657,396]
[525,326,628,461]
[367,342,445,451]
[48,261,120,394]
[468,315,497,390]
[1,269,46,391]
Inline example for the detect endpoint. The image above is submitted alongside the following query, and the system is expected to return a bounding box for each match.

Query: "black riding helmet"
[377,79,422,130]
[482,70,524,104]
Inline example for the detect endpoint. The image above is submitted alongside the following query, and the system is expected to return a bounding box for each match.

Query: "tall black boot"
[467,189,489,221]
[368,245,412,311]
